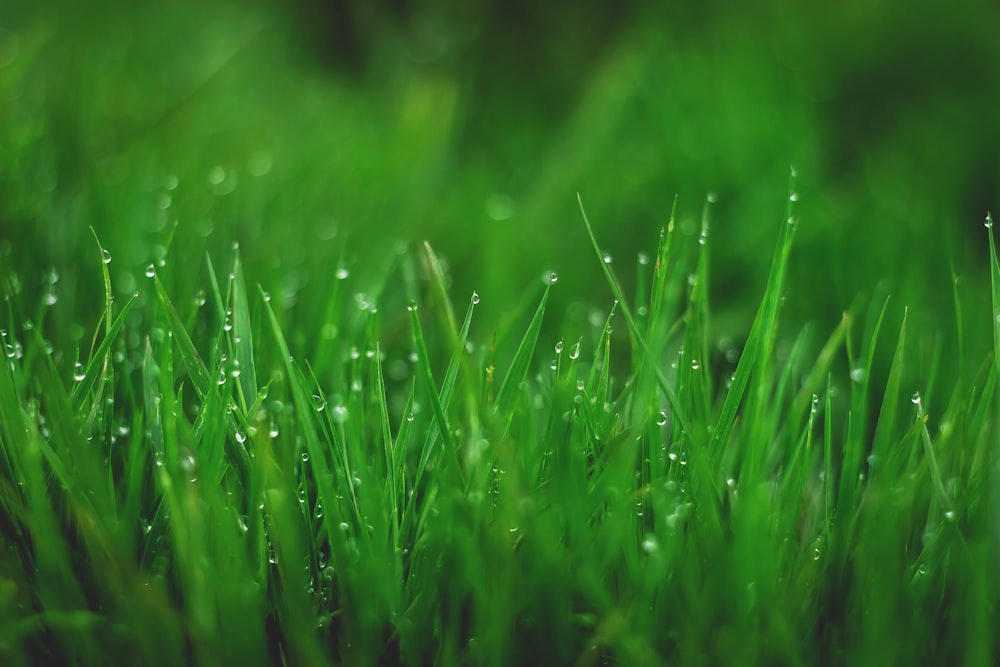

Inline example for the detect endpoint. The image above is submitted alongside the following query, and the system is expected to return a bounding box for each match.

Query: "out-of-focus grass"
[2,0,997,360]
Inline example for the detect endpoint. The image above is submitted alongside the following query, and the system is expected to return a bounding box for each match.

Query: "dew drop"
[569,340,581,360]
[101,248,112,264]
[471,291,480,305]
[547,272,558,284]
[43,290,58,306]
[179,453,198,482]
[301,451,310,462]
[641,534,659,554]
[406,412,415,423]
[312,394,325,411]
[407,300,417,312]
[234,431,247,444]
[336,267,349,280]
[73,362,86,382]
[911,392,921,405]
[656,410,668,426]
[850,367,866,384]
[789,192,799,202]
[145,264,155,278]
[637,252,649,266]
[331,404,348,424]
[555,339,564,354]
[985,212,994,229]
[602,253,613,264]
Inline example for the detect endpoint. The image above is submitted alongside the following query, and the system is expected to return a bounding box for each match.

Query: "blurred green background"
[1,0,998,364]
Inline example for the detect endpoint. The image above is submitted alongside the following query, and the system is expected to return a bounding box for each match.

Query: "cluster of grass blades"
[0,194,997,666]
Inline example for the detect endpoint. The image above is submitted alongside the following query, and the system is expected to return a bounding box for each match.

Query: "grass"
[0,179,997,665]
[1,2,998,664]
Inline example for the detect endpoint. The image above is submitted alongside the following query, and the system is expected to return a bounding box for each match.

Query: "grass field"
[1,1,999,665]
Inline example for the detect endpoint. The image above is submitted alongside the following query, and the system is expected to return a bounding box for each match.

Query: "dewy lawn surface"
[0,182,997,665]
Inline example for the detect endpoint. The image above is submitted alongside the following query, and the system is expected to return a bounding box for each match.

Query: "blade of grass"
[494,284,550,428]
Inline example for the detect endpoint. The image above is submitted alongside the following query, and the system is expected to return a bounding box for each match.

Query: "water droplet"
[73,362,86,382]
[641,534,659,554]
[602,253,613,264]
[234,431,247,444]
[331,405,348,424]
[690,359,700,370]
[43,290,58,306]
[811,394,820,414]
[208,166,226,185]
[985,212,994,229]
[336,267,349,280]
[269,423,279,438]
[101,248,112,264]
[312,394,325,411]
[406,412,415,423]
[638,252,649,266]
[471,291,480,305]
[547,272,558,284]
[850,367,866,384]
[944,510,955,522]
[698,229,708,245]
[179,453,198,482]
[656,410,668,426]
[789,192,799,202]
[569,340,581,360]
[301,451,310,462]
[911,392,921,405]
[555,339,564,354]
[145,264,155,278]
[407,300,417,312]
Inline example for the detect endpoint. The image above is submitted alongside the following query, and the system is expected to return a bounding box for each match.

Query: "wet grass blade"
[70,294,136,413]
[230,252,259,410]
[493,284,550,428]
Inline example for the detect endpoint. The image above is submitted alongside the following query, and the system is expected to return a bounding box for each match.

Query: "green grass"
[0,187,997,665]
[1,2,999,664]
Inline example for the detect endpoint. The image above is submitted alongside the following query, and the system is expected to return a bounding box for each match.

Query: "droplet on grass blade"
[471,291,480,304]
[101,248,112,264]
[331,404,348,424]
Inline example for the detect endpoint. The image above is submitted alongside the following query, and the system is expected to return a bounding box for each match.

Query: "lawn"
[0,1,998,665]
